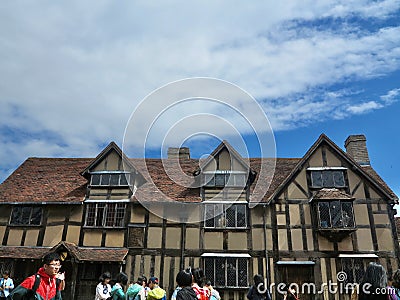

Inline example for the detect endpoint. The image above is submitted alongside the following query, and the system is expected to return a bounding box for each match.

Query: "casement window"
[203,172,247,187]
[317,201,355,229]
[204,203,247,229]
[85,203,126,227]
[10,206,42,225]
[341,257,377,286]
[309,169,346,188]
[90,172,131,187]
[204,256,248,288]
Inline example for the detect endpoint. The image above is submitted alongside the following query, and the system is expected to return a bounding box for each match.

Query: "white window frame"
[204,203,247,229]
[90,172,132,187]
[85,202,127,228]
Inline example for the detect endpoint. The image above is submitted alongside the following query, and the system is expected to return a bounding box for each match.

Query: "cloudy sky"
[0,1,399,203]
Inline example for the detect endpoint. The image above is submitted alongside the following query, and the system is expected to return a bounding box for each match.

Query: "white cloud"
[380,88,400,104]
[346,101,384,114]
[0,0,400,181]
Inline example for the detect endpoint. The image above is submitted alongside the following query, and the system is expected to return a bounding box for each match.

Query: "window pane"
[110,174,120,185]
[226,205,236,227]
[214,204,225,228]
[204,174,215,186]
[21,207,31,225]
[205,205,215,228]
[333,171,345,187]
[322,171,334,187]
[227,258,237,287]
[10,207,22,224]
[30,207,42,225]
[238,258,248,287]
[120,174,129,186]
[318,202,331,228]
[215,174,225,186]
[311,171,322,187]
[106,204,116,227]
[204,258,215,286]
[330,201,342,227]
[96,204,106,226]
[236,205,246,227]
[215,258,225,286]
[91,174,100,185]
[86,204,96,226]
[115,204,126,227]
[341,202,354,227]
[100,174,110,185]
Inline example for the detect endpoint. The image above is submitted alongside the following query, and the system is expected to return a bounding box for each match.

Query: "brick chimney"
[344,135,370,166]
[167,147,190,159]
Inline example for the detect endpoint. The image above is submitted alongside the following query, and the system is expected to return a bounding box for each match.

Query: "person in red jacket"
[7,252,63,300]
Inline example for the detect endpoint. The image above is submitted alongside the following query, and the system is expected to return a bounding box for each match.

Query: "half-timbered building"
[0,134,398,300]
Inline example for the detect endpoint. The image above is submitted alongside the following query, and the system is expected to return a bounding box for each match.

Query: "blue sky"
[0,1,399,207]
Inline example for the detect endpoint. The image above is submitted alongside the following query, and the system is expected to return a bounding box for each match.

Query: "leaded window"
[90,173,131,187]
[203,172,247,187]
[204,204,247,229]
[85,203,126,227]
[10,206,42,225]
[310,170,346,188]
[204,257,248,288]
[318,201,355,229]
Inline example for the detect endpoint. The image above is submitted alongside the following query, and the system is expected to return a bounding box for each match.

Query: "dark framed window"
[10,206,42,225]
[203,172,247,187]
[90,173,131,187]
[204,256,248,288]
[317,201,355,229]
[204,204,247,229]
[85,203,126,227]
[310,170,346,188]
[341,258,377,289]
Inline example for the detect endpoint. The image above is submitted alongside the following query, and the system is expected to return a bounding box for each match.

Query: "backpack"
[6,274,60,300]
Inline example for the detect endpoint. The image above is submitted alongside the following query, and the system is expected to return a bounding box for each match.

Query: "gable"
[270,134,396,203]
[202,148,249,172]
[91,149,123,172]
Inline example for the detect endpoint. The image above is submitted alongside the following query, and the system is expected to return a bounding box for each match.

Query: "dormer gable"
[198,140,255,188]
[269,134,396,203]
[81,142,132,178]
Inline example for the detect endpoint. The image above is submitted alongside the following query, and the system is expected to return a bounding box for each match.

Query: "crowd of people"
[3,253,400,300]
[96,267,221,300]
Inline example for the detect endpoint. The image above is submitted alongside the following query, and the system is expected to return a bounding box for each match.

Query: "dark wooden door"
[276,264,314,300]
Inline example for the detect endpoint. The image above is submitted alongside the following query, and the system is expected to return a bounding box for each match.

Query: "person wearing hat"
[146,277,166,300]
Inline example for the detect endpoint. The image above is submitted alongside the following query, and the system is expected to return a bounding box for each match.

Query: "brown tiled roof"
[55,242,128,262]
[311,188,354,200]
[131,158,201,203]
[249,158,301,202]
[0,149,396,204]
[362,166,397,199]
[0,158,92,203]
[0,246,49,259]
[0,243,128,262]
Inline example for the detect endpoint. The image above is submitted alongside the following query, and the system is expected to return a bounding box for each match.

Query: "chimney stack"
[344,135,370,166]
[167,147,190,159]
